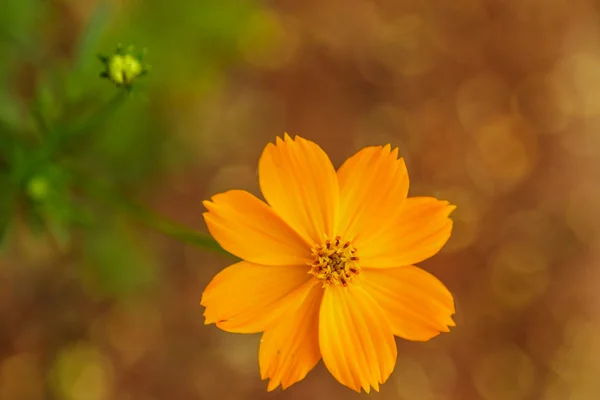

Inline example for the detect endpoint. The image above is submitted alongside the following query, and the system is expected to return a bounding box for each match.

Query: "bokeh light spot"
[51,343,114,400]
[512,73,572,133]
[394,355,434,400]
[456,73,512,131]
[490,240,549,308]
[473,344,536,400]
[0,353,43,400]
[565,181,600,242]
[467,116,538,194]
[238,10,299,69]
[552,53,600,117]
[102,303,163,368]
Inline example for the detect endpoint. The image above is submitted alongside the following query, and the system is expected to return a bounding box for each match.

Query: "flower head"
[201,134,456,392]
[99,45,150,89]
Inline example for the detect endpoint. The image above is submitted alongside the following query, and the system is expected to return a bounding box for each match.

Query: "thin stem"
[65,89,128,143]
[122,200,234,257]
[61,90,231,257]
[31,102,50,135]
[46,89,129,155]
[73,89,128,136]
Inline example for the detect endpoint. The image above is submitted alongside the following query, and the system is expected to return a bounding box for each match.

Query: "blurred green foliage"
[0,0,249,297]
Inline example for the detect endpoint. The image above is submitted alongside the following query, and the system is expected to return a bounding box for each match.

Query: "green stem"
[30,84,227,257]
[79,169,233,258]
[46,89,128,155]
[122,200,234,258]
[31,101,50,135]
[74,89,128,136]
[65,89,128,142]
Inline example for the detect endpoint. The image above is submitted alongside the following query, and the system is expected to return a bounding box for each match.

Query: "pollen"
[309,236,360,287]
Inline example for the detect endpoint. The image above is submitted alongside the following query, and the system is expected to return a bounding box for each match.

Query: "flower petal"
[337,145,409,241]
[362,266,455,341]
[357,197,455,268]
[201,261,313,333]
[259,284,323,391]
[203,190,311,266]
[319,284,397,393]
[258,134,339,245]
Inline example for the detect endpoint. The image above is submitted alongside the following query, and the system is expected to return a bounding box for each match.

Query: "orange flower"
[201,134,456,393]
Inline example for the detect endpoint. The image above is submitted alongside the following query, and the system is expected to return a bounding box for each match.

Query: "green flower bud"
[99,45,150,89]
[27,176,49,201]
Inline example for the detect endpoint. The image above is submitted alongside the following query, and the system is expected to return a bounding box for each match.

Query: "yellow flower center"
[309,236,360,287]
[109,54,142,85]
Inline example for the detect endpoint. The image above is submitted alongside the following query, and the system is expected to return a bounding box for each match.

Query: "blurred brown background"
[2,0,600,399]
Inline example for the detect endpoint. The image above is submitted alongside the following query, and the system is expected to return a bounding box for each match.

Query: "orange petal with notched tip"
[362,266,455,341]
[357,197,455,268]
[201,261,313,333]
[319,283,397,393]
[337,145,409,242]
[259,283,322,391]
[203,190,311,266]
[258,134,339,245]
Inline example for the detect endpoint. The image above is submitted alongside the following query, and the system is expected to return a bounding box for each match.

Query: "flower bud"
[99,45,150,89]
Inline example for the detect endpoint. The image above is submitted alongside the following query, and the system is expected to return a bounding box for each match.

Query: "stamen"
[308,236,361,287]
